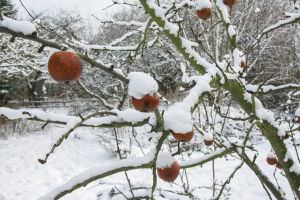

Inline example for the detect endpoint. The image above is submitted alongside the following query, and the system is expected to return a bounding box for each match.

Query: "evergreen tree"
[0,0,17,18]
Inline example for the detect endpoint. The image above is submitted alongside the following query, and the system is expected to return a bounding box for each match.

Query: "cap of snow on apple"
[266,151,278,166]
[164,103,194,141]
[195,0,212,20]
[157,152,180,182]
[128,72,159,112]
[204,132,214,146]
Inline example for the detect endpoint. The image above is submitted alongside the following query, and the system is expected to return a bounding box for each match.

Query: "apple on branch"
[164,103,194,142]
[156,152,180,182]
[48,51,82,82]
[128,72,159,112]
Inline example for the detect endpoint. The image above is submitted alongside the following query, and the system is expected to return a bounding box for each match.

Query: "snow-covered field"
[0,121,297,200]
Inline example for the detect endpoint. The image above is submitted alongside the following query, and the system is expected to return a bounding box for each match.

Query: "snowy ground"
[0,108,299,200]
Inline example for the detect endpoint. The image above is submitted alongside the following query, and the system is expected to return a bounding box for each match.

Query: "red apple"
[204,139,214,146]
[131,94,159,112]
[266,156,278,166]
[48,51,82,82]
[240,61,247,68]
[196,8,212,20]
[172,129,194,142]
[223,0,236,6]
[157,161,180,182]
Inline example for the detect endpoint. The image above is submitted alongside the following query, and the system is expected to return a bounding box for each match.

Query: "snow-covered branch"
[0,16,36,36]
[254,12,300,46]
[38,150,156,200]
[181,148,233,169]
[0,107,152,128]
[246,83,300,94]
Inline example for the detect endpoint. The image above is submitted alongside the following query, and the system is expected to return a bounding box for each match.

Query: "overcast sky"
[12,0,114,20]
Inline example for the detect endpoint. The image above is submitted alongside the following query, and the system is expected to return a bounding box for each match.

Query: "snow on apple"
[194,0,212,10]
[128,72,158,99]
[156,152,176,168]
[163,103,193,133]
[195,0,212,20]
[266,151,278,166]
[204,132,214,146]
[156,152,180,182]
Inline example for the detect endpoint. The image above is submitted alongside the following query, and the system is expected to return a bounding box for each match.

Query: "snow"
[243,93,286,137]
[194,0,212,9]
[267,151,276,159]
[204,132,213,141]
[295,107,300,117]
[257,12,300,40]
[157,152,176,168]
[175,0,211,10]
[116,108,153,123]
[233,48,245,73]
[0,16,36,35]
[216,0,231,23]
[246,83,300,93]
[228,25,236,37]
[164,21,179,36]
[181,74,212,109]
[39,150,156,200]
[163,103,193,133]
[146,1,180,36]
[128,72,158,99]
[0,107,298,200]
[290,162,300,174]
[254,8,261,13]
[180,148,227,167]
[0,129,113,200]
[180,37,222,78]
[0,107,151,127]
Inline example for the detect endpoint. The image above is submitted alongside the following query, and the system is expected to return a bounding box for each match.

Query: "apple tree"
[0,0,300,199]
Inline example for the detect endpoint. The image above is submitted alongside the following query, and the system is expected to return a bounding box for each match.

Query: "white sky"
[12,0,114,20]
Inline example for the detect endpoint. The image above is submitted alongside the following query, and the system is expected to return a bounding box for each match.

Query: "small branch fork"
[38,111,113,164]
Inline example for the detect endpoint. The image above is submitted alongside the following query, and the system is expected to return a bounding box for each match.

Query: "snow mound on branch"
[194,0,212,9]
[228,25,236,37]
[163,103,193,133]
[116,108,152,122]
[157,152,176,168]
[128,72,158,99]
[0,16,36,35]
